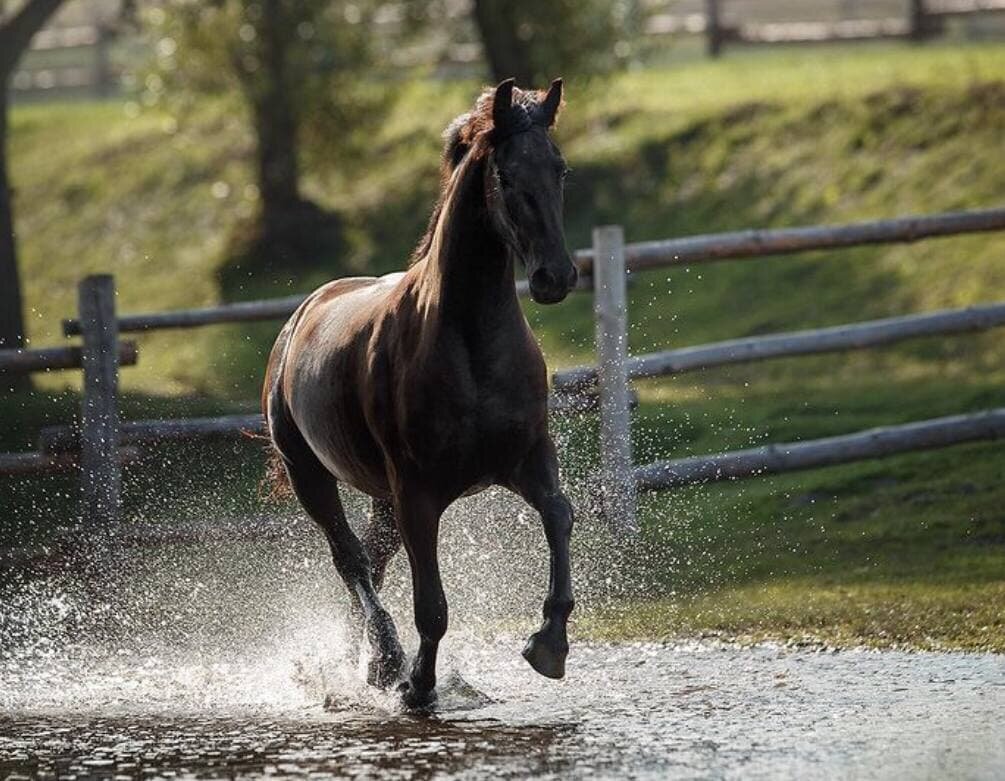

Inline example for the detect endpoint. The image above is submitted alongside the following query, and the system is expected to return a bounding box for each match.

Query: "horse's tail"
[261,326,296,502]
[263,441,294,501]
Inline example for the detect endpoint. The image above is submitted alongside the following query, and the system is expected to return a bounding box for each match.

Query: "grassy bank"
[5,42,1005,651]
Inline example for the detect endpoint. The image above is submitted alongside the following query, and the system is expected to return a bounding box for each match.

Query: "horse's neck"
[423,156,518,327]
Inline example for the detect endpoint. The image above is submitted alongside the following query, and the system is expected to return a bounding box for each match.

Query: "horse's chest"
[404,353,544,479]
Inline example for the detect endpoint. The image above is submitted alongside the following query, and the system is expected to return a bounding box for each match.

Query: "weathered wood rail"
[571,207,1005,276]
[554,301,1005,392]
[4,267,606,520]
[0,447,140,478]
[635,409,1005,491]
[0,342,137,374]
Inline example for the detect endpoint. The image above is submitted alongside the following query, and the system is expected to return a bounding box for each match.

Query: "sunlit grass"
[579,580,1005,652]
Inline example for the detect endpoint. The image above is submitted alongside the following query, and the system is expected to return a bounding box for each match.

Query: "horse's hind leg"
[362,498,401,592]
[507,436,575,680]
[358,497,402,684]
[275,439,405,688]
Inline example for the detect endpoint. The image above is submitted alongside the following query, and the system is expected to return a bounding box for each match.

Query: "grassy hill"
[6,42,1005,650]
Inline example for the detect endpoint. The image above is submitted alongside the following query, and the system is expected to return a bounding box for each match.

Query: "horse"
[262,78,578,708]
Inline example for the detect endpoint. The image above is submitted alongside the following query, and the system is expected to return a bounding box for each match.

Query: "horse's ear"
[540,78,563,127]
[492,78,516,132]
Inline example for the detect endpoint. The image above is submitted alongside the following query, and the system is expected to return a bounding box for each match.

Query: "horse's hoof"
[522,632,567,680]
[397,679,437,711]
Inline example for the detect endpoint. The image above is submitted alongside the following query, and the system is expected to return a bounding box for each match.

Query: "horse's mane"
[408,85,562,267]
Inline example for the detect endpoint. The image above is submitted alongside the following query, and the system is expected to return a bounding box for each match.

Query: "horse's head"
[486,78,578,305]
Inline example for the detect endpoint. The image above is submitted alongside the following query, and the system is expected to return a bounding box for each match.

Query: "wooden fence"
[4,205,1004,532]
[552,206,1005,535]
[12,24,117,97]
[693,0,1005,56]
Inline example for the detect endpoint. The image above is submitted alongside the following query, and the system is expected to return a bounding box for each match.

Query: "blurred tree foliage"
[142,0,391,283]
[138,0,639,287]
[469,0,641,86]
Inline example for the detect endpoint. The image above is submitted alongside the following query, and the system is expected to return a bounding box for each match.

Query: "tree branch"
[0,0,65,76]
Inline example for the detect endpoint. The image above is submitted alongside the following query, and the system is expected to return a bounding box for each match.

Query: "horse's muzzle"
[529,263,577,305]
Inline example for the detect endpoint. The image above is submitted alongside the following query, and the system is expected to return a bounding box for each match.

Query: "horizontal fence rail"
[573,207,1005,276]
[40,414,265,453]
[928,0,1005,16]
[635,409,1005,492]
[39,388,631,454]
[0,447,139,478]
[61,279,569,336]
[733,19,910,44]
[63,294,309,336]
[554,301,1005,391]
[0,342,137,374]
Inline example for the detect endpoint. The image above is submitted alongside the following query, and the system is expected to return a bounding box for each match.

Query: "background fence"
[697,0,1005,56]
[3,205,1004,533]
[552,206,1005,535]
[12,0,1005,99]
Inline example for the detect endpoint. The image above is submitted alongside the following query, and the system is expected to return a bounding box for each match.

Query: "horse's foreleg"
[393,487,447,709]
[508,436,575,679]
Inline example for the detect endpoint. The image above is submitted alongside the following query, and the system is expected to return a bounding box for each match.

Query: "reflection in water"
[0,712,574,779]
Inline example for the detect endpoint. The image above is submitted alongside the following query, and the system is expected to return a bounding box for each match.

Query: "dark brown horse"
[263,79,578,708]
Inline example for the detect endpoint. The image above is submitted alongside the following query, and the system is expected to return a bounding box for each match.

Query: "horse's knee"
[541,494,574,539]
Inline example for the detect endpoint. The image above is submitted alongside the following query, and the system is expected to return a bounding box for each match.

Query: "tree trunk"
[471,0,534,85]
[0,79,26,355]
[0,0,66,383]
[254,0,302,235]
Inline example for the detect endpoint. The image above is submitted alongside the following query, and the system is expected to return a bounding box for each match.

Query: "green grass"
[580,581,1005,652]
[6,42,1005,650]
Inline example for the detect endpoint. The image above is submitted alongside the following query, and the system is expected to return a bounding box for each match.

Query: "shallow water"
[3,642,1005,779]
[3,502,1004,779]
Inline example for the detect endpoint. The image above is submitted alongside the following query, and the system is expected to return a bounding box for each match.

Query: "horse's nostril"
[531,268,558,291]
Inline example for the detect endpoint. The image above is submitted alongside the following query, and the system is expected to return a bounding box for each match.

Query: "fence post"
[92,25,113,97]
[705,0,723,57]
[593,225,638,536]
[908,0,929,40]
[78,274,121,523]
